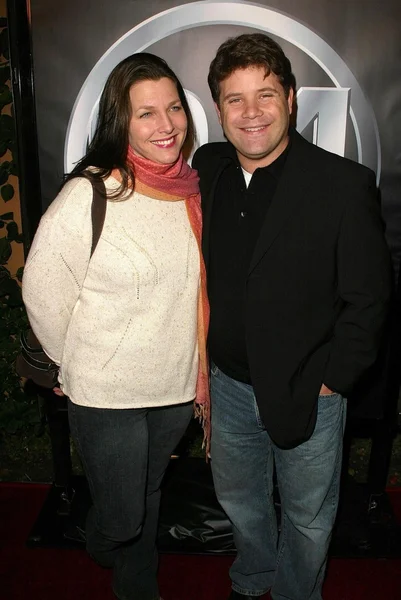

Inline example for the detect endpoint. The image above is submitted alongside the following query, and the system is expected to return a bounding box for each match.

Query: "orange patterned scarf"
[126,147,210,452]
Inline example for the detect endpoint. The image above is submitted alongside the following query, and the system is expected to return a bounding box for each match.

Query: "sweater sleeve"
[22,177,94,365]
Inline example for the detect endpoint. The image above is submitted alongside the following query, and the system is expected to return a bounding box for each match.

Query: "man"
[192,33,392,600]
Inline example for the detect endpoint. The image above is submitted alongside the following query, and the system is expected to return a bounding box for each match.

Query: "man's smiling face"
[215,66,294,173]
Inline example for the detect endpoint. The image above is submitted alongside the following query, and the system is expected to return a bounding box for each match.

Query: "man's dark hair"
[208,33,295,105]
[66,53,195,198]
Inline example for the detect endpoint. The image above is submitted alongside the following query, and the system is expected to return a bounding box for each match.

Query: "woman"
[22,53,209,600]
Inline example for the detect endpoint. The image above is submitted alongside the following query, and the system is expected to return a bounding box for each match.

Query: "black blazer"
[193,130,392,448]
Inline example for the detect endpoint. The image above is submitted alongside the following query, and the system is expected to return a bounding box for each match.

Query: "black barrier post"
[6,0,42,252]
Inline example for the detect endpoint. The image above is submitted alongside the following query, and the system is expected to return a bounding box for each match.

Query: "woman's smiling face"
[128,77,188,165]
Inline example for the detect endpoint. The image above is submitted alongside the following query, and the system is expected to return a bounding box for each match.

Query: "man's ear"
[287,88,294,115]
[214,101,222,125]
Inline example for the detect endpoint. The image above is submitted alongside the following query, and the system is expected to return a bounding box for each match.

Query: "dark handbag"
[15,175,107,388]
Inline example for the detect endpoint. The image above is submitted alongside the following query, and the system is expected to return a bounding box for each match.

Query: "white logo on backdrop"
[65,1,380,180]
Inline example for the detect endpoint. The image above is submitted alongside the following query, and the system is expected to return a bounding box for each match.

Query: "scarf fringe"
[194,402,211,459]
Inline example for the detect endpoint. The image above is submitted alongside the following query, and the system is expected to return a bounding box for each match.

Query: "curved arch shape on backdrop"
[64,1,380,181]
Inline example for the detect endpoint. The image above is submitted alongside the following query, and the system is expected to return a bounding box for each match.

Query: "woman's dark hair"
[208,33,295,105]
[65,53,195,199]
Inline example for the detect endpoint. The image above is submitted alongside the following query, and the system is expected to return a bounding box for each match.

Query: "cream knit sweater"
[22,175,200,409]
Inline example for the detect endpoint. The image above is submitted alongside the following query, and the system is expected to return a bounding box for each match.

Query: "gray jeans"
[68,399,193,600]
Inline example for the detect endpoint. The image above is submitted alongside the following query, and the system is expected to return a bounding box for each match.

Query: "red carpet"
[1,483,401,599]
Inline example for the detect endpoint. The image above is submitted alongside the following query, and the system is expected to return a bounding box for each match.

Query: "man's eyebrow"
[222,87,278,101]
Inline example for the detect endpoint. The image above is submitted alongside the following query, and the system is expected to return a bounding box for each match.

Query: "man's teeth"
[244,126,265,132]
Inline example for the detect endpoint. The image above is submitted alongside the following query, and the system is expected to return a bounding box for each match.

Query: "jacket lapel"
[202,156,231,270]
[248,131,313,276]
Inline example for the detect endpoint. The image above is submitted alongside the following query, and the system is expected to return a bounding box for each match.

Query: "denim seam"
[68,401,101,541]
[264,440,277,549]
[274,510,287,577]
[252,393,264,429]
[331,402,345,510]
[68,402,97,501]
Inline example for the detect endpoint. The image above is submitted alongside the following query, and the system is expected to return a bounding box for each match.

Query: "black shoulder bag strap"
[88,175,107,257]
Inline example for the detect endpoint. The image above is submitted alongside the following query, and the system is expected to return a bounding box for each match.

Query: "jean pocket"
[318,392,341,399]
[253,396,264,429]
[210,362,219,377]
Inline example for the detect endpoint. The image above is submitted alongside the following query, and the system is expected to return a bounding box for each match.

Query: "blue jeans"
[210,365,346,600]
[68,399,193,600]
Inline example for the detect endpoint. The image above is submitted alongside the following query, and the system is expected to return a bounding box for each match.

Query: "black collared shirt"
[208,141,290,383]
